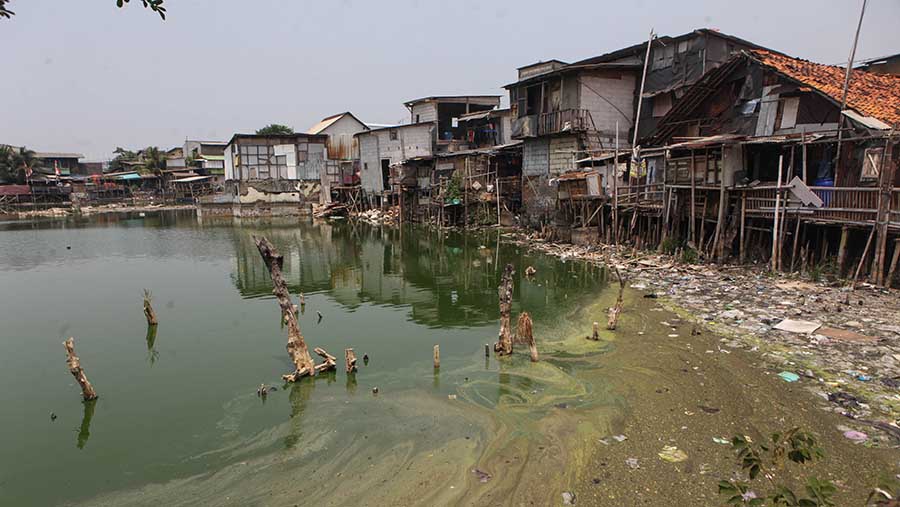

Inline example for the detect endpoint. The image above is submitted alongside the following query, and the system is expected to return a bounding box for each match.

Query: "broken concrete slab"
[774,319,822,334]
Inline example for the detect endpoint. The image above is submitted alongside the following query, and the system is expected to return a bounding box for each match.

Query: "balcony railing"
[512,109,593,138]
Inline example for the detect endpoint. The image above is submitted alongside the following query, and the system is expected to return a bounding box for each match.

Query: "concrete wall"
[358,123,434,193]
[523,137,549,176]
[579,70,636,139]
[411,102,437,124]
[549,135,578,175]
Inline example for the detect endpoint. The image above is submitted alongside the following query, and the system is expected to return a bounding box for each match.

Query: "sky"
[1,0,898,160]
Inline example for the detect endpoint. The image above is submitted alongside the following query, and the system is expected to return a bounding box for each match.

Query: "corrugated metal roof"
[34,152,84,159]
[172,175,212,183]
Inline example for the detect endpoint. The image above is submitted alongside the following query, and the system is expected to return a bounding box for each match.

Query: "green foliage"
[719,428,834,507]
[444,172,462,204]
[109,147,138,172]
[256,124,295,136]
[681,246,699,264]
[140,146,166,175]
[0,145,35,184]
[660,236,682,255]
[1,0,166,20]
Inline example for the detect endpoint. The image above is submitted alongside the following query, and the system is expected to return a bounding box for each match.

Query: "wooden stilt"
[345,348,357,374]
[853,226,876,287]
[739,194,747,263]
[790,217,802,272]
[887,239,900,289]
[771,155,784,272]
[872,134,896,286]
[433,344,440,369]
[837,226,850,277]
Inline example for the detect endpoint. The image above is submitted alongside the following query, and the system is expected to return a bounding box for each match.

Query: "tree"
[0,145,35,184]
[140,147,166,175]
[256,124,295,136]
[109,147,138,172]
[1,0,166,20]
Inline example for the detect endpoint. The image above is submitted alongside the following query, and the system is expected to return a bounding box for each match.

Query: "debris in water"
[471,468,492,483]
[777,371,800,383]
[612,434,627,442]
[257,384,268,397]
[713,437,730,445]
[773,319,821,334]
[625,457,640,470]
[658,446,688,463]
[828,391,863,409]
[843,430,868,442]
[643,293,658,299]
[448,394,457,400]
[363,353,369,365]
[372,386,379,394]
[562,491,576,505]
[50,412,57,421]
[316,311,323,323]
[525,266,536,277]
[698,405,720,414]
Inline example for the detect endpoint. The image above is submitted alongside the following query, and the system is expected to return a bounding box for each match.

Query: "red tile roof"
[749,49,900,128]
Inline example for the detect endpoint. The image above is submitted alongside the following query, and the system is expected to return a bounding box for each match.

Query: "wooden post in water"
[63,338,98,401]
[345,348,357,374]
[433,344,440,369]
[515,312,539,362]
[494,264,515,356]
[143,289,158,326]
[253,235,317,381]
[606,267,626,330]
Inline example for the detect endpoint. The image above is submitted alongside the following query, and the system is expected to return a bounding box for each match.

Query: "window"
[415,114,420,123]
[651,45,675,70]
[779,97,800,129]
[389,129,398,141]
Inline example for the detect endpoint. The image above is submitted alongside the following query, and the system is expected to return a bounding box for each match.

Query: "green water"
[0,212,615,506]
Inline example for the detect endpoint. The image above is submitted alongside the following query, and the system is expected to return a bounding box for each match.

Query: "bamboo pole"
[853,226,876,286]
[739,193,747,263]
[606,267,627,330]
[433,344,440,369]
[613,122,620,246]
[690,149,696,245]
[771,155,784,272]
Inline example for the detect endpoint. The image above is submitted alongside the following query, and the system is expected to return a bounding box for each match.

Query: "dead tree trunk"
[515,311,539,362]
[494,263,515,356]
[587,321,600,341]
[253,235,317,381]
[63,337,98,401]
[142,289,158,326]
[345,348,357,373]
[606,267,627,330]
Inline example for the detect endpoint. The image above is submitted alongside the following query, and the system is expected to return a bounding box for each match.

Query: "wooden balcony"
[512,109,594,139]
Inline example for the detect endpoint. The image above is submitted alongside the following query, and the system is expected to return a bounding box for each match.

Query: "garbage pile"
[355,207,399,226]
[502,229,900,425]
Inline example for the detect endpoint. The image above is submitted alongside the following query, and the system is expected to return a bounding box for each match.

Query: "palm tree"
[141,147,166,176]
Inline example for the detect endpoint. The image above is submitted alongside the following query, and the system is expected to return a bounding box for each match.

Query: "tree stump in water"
[345,348,357,373]
[143,289,158,326]
[63,337,98,401]
[515,311,539,362]
[494,264,515,356]
[606,267,627,331]
[433,344,440,369]
[254,235,317,381]
[587,321,600,341]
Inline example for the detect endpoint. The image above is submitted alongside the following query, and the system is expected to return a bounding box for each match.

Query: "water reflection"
[145,325,159,365]
[77,399,97,450]
[231,223,608,328]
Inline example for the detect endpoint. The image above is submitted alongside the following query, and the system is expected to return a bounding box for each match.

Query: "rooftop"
[403,95,501,107]
[750,49,900,127]
[306,112,369,135]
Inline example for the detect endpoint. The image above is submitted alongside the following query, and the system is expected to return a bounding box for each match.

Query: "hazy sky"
[1,0,897,160]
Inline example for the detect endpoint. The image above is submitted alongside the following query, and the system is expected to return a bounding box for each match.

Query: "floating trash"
[658,446,688,463]
[777,371,800,383]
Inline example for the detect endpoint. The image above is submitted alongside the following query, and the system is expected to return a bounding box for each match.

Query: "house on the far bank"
[34,152,83,176]
[202,132,327,216]
[306,112,369,201]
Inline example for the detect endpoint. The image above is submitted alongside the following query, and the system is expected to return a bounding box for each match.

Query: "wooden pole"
[887,238,900,289]
[834,0,868,169]
[433,344,440,369]
[771,155,784,272]
[63,337,98,401]
[496,177,501,226]
[613,122,620,246]
[801,130,808,183]
[494,263,514,355]
[872,134,895,286]
[739,193,747,263]
[853,226,876,286]
[712,146,728,262]
[690,149,697,246]
[790,217,802,272]
[837,226,850,276]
